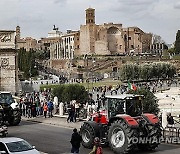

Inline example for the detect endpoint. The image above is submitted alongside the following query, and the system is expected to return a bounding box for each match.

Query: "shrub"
[128,88,159,115]
[40,84,88,103]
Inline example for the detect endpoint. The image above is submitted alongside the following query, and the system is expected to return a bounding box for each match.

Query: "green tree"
[120,63,176,81]
[140,64,150,81]
[167,48,175,56]
[18,49,38,79]
[167,64,176,78]
[52,85,65,102]
[128,88,159,115]
[52,84,88,103]
[175,30,180,54]
[34,50,50,60]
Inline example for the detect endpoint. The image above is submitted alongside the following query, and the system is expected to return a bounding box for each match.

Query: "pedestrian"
[75,100,80,118]
[70,102,75,122]
[32,102,37,117]
[35,97,40,116]
[89,137,103,154]
[167,113,174,127]
[47,99,54,118]
[27,101,32,118]
[70,128,82,154]
[43,102,48,118]
[88,93,95,105]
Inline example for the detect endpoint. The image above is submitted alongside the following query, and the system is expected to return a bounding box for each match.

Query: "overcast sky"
[0,0,180,44]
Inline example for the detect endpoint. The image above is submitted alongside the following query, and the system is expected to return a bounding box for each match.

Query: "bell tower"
[86,8,95,25]
[16,26,21,41]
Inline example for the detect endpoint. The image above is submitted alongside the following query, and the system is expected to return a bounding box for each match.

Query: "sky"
[0,0,180,44]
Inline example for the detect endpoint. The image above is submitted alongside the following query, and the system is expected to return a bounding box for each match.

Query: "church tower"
[16,26,21,41]
[86,8,95,25]
[80,8,96,55]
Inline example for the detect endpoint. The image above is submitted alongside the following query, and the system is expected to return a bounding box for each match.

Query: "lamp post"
[84,54,89,92]
[91,59,96,92]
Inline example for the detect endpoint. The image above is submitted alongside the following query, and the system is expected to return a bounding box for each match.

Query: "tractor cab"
[104,94,143,118]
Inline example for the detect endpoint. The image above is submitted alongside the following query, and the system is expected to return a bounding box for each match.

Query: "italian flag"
[128,82,137,91]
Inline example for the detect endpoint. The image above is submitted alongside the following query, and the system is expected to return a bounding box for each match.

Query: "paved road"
[7,121,180,154]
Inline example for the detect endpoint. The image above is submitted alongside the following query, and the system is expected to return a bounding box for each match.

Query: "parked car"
[0,137,40,154]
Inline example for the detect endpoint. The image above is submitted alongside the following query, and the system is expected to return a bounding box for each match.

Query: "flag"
[132,83,137,91]
[128,81,137,91]
[128,81,132,90]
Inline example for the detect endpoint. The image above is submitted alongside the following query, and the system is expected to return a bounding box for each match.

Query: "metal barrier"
[163,126,180,144]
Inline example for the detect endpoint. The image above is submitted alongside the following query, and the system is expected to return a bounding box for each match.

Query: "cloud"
[174,1,180,9]
[113,0,158,12]
[0,0,179,43]
[53,0,67,5]
[117,0,157,5]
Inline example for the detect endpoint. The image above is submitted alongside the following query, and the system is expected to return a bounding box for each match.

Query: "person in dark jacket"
[47,99,54,118]
[70,128,82,154]
[167,113,174,125]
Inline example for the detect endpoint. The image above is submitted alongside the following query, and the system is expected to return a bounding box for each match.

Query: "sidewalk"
[22,115,84,130]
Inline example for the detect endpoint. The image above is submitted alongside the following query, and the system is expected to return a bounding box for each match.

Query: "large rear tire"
[9,110,21,126]
[80,122,96,149]
[138,124,162,151]
[108,120,137,154]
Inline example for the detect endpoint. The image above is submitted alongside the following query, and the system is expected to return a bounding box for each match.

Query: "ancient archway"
[0,30,18,94]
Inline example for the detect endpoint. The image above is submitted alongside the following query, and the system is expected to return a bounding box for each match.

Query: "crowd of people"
[19,89,55,118]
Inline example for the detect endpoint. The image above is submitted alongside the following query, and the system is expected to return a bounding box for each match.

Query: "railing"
[163,119,180,144]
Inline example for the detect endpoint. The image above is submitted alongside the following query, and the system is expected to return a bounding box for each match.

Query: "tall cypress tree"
[175,30,180,54]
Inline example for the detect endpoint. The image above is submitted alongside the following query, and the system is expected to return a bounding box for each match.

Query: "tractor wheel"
[138,124,162,151]
[9,110,21,126]
[80,122,96,149]
[108,120,137,154]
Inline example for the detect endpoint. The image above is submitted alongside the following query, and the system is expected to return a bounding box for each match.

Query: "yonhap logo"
[128,137,180,144]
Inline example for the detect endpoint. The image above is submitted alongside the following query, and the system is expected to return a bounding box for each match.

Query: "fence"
[162,117,180,144]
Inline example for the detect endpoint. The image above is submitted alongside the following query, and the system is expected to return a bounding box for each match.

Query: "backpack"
[96,146,103,154]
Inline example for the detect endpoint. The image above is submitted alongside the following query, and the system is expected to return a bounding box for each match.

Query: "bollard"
[162,111,168,129]
[59,102,64,116]
[53,96,58,114]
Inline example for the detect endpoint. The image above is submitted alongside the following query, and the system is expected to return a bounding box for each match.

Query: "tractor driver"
[116,102,124,115]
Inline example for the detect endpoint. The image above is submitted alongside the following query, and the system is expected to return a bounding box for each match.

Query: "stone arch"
[107,26,121,54]
[107,26,121,35]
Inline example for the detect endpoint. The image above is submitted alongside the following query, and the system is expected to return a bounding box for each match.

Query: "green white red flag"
[128,81,137,91]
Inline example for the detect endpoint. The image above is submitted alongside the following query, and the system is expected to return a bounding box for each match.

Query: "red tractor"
[80,94,162,153]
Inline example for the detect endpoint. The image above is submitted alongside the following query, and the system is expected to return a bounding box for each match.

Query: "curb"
[53,114,87,121]
[22,118,83,129]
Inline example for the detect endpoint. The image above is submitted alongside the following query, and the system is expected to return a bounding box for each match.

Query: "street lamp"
[84,54,90,92]
[91,59,96,92]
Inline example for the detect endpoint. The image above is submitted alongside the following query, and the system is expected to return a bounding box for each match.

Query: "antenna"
[17,17,19,26]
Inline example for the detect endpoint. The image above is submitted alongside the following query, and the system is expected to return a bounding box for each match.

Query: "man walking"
[70,128,82,154]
